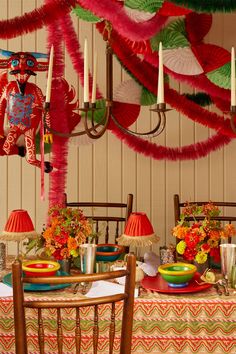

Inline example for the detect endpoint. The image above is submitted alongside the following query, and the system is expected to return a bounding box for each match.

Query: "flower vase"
[58,259,71,274]
[194,259,209,275]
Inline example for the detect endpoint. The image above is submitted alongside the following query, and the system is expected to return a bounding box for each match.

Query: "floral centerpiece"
[33,205,93,261]
[172,202,236,265]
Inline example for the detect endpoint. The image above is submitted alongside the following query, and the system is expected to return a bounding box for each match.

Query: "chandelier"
[43,33,171,140]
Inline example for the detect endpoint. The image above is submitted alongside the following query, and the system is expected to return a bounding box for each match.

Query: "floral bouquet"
[39,205,93,260]
[172,202,236,264]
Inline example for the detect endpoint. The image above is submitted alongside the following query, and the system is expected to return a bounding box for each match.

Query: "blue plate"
[3,270,71,292]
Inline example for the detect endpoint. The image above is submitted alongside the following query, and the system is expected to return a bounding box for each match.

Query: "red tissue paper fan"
[192,44,230,73]
[186,13,212,44]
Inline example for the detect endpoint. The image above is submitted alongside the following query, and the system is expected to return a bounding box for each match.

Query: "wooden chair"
[174,194,236,242]
[12,253,136,354]
[64,194,133,244]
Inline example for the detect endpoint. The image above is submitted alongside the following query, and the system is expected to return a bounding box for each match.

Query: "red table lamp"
[0,209,38,256]
[117,212,160,247]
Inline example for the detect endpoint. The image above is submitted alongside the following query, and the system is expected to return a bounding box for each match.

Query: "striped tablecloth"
[0,281,236,354]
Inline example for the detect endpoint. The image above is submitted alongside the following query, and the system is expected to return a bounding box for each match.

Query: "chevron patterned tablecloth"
[0,280,236,354]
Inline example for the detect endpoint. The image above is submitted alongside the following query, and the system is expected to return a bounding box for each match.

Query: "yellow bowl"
[22,260,60,277]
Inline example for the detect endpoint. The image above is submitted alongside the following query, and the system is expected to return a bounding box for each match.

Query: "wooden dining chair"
[12,253,136,354]
[174,194,236,242]
[64,193,133,244]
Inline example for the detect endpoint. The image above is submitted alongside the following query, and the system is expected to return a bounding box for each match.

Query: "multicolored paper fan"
[192,44,230,73]
[123,7,156,22]
[125,0,164,13]
[113,79,142,105]
[69,119,95,146]
[158,1,192,16]
[163,47,203,75]
[73,5,102,22]
[151,28,189,50]
[186,13,212,43]
[206,62,231,89]
[109,102,141,130]
[141,87,157,106]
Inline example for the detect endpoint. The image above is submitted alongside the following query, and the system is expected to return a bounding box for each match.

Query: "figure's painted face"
[8,52,37,83]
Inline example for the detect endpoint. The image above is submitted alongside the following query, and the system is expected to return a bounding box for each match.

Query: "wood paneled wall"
[0,1,236,254]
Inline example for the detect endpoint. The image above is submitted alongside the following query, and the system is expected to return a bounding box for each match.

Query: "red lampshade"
[0,209,38,241]
[117,212,160,247]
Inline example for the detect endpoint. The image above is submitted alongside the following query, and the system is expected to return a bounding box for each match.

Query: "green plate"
[3,270,71,292]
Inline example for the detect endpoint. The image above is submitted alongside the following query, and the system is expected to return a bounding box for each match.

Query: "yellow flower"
[195,251,208,264]
[176,240,186,255]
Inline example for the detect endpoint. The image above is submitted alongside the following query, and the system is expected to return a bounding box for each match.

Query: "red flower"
[185,230,200,249]
[201,243,211,253]
[183,248,197,261]
[54,231,69,245]
[209,247,220,263]
[52,248,63,260]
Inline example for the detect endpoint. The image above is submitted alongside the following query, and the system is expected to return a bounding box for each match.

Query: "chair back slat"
[38,308,44,354]
[12,254,136,354]
[109,302,116,354]
[64,194,133,244]
[75,308,81,354]
[93,305,99,354]
[57,308,63,354]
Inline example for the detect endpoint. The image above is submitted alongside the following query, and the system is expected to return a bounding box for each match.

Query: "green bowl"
[158,262,197,288]
[96,244,124,262]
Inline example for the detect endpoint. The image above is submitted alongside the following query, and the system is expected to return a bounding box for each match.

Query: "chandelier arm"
[82,102,112,139]
[110,111,166,138]
[43,111,106,138]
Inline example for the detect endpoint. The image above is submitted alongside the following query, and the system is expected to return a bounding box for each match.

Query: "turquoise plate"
[3,270,71,292]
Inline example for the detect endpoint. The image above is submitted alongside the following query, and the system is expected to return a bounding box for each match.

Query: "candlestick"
[231,47,235,107]
[84,38,89,103]
[91,52,97,104]
[45,46,54,103]
[157,42,164,104]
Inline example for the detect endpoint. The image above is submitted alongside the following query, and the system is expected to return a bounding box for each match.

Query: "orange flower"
[208,229,220,241]
[67,236,78,251]
[172,225,188,239]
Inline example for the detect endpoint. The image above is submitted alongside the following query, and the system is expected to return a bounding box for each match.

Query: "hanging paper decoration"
[125,0,164,13]
[123,7,156,22]
[0,0,235,205]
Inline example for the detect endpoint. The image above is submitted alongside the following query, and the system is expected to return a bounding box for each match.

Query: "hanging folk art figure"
[0,49,53,172]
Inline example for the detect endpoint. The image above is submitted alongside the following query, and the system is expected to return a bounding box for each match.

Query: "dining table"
[0,261,236,354]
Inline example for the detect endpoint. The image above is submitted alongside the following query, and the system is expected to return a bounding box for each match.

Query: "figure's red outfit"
[0,81,44,167]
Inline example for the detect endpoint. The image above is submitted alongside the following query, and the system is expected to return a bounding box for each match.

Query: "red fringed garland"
[46,0,70,207]
[0,0,75,39]
[76,0,168,41]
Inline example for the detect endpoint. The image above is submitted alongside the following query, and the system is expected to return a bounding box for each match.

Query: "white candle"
[231,47,235,106]
[84,38,89,103]
[91,52,97,104]
[157,42,164,104]
[45,45,54,103]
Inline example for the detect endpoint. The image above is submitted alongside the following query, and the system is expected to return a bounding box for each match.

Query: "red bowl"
[22,260,60,277]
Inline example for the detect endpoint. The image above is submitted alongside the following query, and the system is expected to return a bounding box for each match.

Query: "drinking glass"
[80,243,97,274]
[220,243,236,282]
